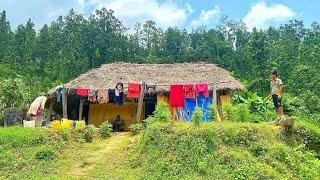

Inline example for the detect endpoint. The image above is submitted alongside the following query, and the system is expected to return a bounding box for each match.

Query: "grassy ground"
[55,132,139,179]
[1,121,320,179]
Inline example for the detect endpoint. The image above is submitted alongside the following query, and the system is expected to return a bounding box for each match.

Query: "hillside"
[1,120,319,179]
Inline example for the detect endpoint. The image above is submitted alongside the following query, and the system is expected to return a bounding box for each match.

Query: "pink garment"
[196,83,209,97]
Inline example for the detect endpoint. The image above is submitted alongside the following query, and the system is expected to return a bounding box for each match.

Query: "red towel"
[76,88,89,96]
[183,84,196,99]
[127,83,141,98]
[170,84,184,107]
[196,83,209,97]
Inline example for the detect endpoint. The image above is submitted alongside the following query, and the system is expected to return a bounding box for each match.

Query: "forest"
[0,8,320,123]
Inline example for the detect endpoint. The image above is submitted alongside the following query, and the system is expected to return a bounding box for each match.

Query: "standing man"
[269,70,284,118]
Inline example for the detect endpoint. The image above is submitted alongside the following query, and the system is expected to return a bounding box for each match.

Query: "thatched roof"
[64,62,245,91]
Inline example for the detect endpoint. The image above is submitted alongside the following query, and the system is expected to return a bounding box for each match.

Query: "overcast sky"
[1,0,319,31]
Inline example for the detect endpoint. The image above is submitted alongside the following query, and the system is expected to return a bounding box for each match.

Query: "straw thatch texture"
[64,62,244,91]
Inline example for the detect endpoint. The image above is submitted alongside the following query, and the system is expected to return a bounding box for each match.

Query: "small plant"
[58,128,71,141]
[99,121,112,139]
[147,101,171,124]
[83,125,94,143]
[234,104,251,122]
[129,123,144,135]
[222,103,236,121]
[192,106,202,126]
[209,104,217,122]
[35,146,55,161]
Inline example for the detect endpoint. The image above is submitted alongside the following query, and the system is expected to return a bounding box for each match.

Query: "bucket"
[61,119,73,129]
[52,120,61,129]
[76,120,86,129]
[23,120,35,128]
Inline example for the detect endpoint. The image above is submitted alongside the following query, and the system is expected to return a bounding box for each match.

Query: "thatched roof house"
[64,62,244,91]
[48,62,244,129]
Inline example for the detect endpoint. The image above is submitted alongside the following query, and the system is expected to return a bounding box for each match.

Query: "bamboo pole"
[62,88,68,119]
[79,97,84,121]
[136,82,145,122]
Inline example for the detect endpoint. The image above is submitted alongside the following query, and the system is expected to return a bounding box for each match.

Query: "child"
[269,70,284,118]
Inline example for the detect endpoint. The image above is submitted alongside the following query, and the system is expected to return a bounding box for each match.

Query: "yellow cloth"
[27,96,48,115]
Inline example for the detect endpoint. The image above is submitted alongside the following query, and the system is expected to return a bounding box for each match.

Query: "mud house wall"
[88,103,145,130]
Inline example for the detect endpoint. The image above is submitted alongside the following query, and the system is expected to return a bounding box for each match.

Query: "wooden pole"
[62,88,68,119]
[212,80,221,121]
[79,97,84,121]
[136,82,145,122]
[212,80,217,106]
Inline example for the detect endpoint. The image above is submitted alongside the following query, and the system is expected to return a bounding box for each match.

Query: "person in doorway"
[269,70,284,118]
[27,93,50,127]
[113,115,124,132]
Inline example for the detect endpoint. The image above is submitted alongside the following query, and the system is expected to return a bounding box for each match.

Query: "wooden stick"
[136,82,145,122]
[79,97,84,121]
[62,88,68,119]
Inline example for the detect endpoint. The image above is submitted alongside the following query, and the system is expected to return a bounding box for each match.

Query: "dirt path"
[58,132,140,179]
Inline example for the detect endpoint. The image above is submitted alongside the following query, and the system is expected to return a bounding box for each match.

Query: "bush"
[222,103,277,123]
[146,101,170,124]
[83,125,95,143]
[192,107,202,126]
[58,129,71,141]
[133,122,320,179]
[35,146,55,161]
[99,121,112,139]
[209,104,217,122]
[129,123,144,135]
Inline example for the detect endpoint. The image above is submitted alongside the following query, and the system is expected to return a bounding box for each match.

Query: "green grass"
[1,120,320,179]
[132,122,320,179]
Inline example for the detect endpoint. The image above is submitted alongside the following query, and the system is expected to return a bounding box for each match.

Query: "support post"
[62,88,68,119]
[46,100,54,120]
[212,80,217,106]
[212,80,221,121]
[136,82,145,122]
[79,97,84,121]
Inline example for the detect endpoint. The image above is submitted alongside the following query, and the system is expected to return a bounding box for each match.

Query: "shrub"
[99,121,112,139]
[58,129,71,141]
[129,123,144,135]
[83,125,95,143]
[222,103,236,121]
[192,107,202,126]
[209,104,217,122]
[234,104,251,122]
[146,101,170,124]
[35,146,55,161]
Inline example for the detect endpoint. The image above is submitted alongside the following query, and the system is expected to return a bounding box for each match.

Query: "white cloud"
[243,1,295,31]
[82,0,192,29]
[190,6,221,27]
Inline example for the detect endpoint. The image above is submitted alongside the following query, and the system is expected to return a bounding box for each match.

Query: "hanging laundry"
[146,84,156,93]
[196,83,209,97]
[55,86,63,102]
[183,84,196,99]
[170,84,184,108]
[197,94,212,122]
[88,89,98,102]
[76,88,89,96]
[115,82,124,105]
[97,89,109,104]
[115,82,124,97]
[184,98,196,121]
[127,83,141,98]
[176,107,185,121]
